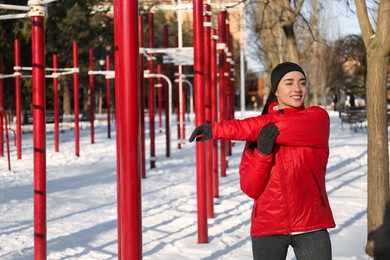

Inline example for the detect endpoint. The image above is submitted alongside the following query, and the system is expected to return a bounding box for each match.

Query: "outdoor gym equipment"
[88,50,114,142]
[0,1,240,258]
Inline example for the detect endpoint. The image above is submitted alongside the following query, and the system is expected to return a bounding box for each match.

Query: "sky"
[0,109,376,259]
[327,1,361,40]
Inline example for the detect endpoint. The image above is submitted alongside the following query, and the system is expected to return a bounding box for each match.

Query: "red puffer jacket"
[212,103,335,237]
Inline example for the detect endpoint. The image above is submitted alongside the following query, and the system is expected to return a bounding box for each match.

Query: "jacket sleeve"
[212,116,269,141]
[239,141,273,199]
[273,106,330,147]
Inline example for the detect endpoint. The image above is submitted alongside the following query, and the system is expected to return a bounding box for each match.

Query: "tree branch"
[354,0,375,48]
[376,0,390,54]
[294,0,305,16]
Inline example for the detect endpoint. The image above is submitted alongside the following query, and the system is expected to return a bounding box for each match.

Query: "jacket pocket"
[310,170,327,206]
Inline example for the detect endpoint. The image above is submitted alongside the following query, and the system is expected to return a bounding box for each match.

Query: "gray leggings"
[251,229,331,260]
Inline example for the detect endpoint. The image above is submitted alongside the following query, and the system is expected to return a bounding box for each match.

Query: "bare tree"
[247,1,305,76]
[299,0,329,106]
[247,0,332,106]
[354,0,390,258]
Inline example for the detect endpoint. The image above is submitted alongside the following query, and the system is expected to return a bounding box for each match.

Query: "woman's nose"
[293,82,302,92]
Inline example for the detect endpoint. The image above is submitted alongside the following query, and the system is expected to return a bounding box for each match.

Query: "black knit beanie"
[270,62,306,94]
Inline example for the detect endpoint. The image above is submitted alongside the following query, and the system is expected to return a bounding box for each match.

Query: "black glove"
[257,123,279,155]
[189,124,212,142]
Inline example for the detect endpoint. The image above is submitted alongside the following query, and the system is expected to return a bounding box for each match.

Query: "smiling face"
[275,71,307,109]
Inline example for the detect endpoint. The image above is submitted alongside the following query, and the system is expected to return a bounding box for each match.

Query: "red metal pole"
[113,0,122,256]
[106,54,111,139]
[163,25,170,157]
[0,110,11,170]
[148,12,156,169]
[211,28,219,198]
[229,33,235,120]
[218,11,227,177]
[226,25,232,124]
[175,37,181,149]
[53,54,59,152]
[157,64,163,133]
[138,15,146,179]
[0,110,11,171]
[14,39,22,160]
[73,41,80,157]
[203,4,214,219]
[31,13,47,259]
[193,0,208,243]
[226,25,232,156]
[180,68,186,142]
[115,0,142,258]
[0,53,3,157]
[89,49,95,144]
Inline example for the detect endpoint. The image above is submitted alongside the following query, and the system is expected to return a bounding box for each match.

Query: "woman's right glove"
[257,123,279,155]
[189,124,212,142]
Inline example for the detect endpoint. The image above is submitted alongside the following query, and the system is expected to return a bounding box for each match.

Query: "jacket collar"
[269,101,305,115]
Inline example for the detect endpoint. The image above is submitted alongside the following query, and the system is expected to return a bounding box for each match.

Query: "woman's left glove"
[257,123,279,154]
[189,124,212,142]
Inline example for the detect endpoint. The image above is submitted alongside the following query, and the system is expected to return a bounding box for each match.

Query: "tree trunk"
[355,0,390,258]
[62,81,71,115]
[365,50,390,259]
[282,24,299,63]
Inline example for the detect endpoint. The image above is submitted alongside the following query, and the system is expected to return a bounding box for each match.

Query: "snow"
[0,110,376,259]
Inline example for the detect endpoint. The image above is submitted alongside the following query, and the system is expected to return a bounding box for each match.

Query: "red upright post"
[163,25,170,157]
[113,0,122,256]
[157,64,163,133]
[138,15,146,178]
[31,10,47,260]
[203,4,214,219]
[53,54,59,152]
[89,49,95,144]
[226,24,232,156]
[0,110,10,170]
[114,0,142,258]
[0,53,3,157]
[211,28,219,198]
[73,41,80,157]
[0,58,9,163]
[148,12,156,169]
[14,39,22,160]
[105,54,111,139]
[218,11,227,177]
[180,67,186,142]
[175,37,181,149]
[229,33,235,120]
[226,25,232,124]
[193,0,208,243]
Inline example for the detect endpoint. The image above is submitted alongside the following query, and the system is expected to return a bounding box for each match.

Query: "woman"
[189,62,335,259]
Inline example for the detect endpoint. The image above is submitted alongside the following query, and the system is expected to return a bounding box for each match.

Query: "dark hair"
[261,92,277,115]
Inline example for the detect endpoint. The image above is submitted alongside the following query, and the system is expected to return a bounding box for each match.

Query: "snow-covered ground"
[0,110,375,259]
